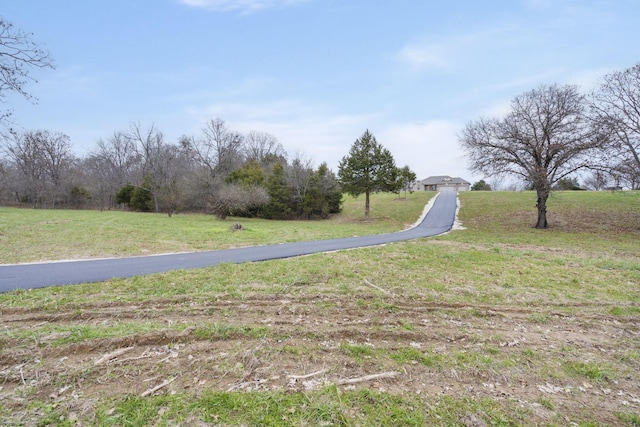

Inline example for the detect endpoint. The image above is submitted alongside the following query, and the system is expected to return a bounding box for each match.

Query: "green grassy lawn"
[0,192,431,264]
[448,191,639,255]
[0,190,639,426]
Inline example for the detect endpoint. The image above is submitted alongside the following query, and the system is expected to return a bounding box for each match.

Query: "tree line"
[460,62,640,228]
[0,121,419,220]
[0,119,349,219]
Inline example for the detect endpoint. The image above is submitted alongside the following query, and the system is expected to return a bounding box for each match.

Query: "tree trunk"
[364,191,370,219]
[535,188,549,229]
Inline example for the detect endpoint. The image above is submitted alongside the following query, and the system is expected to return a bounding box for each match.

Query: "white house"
[413,176,471,192]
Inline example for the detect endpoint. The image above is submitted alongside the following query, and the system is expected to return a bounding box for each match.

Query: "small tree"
[396,165,416,198]
[460,84,605,228]
[69,185,91,209]
[130,176,154,212]
[338,130,398,219]
[471,180,492,191]
[552,177,582,190]
[115,183,135,208]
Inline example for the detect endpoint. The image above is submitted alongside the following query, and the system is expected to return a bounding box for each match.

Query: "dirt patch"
[1,293,639,425]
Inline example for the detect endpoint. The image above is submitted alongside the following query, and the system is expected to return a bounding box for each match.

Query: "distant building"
[413,175,471,192]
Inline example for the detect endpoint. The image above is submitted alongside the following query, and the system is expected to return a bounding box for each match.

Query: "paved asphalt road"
[0,191,458,293]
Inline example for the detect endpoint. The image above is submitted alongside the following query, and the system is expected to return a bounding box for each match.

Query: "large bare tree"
[0,17,54,131]
[460,84,605,229]
[182,117,244,179]
[590,63,640,189]
[5,130,73,208]
[124,122,167,212]
[123,122,191,215]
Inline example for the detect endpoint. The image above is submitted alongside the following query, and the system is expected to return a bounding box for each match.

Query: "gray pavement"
[0,191,458,292]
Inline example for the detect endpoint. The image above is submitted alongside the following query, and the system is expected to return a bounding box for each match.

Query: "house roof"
[420,175,470,185]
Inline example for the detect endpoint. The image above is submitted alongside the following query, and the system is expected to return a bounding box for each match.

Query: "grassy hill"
[0,191,638,426]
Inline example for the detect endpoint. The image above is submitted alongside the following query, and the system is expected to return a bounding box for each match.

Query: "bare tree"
[611,157,640,189]
[3,133,40,206]
[583,170,610,191]
[125,122,167,212]
[39,131,73,195]
[288,151,314,209]
[126,122,164,179]
[202,118,244,176]
[590,63,640,188]
[95,131,139,184]
[182,117,244,179]
[0,17,54,131]
[4,130,73,207]
[153,143,191,216]
[0,157,9,202]
[460,84,605,228]
[243,130,287,166]
[89,131,140,209]
[82,154,112,210]
[180,118,248,215]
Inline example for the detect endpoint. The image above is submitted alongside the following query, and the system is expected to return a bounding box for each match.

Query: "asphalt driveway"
[0,191,458,292]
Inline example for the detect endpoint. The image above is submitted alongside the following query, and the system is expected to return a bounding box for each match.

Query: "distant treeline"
[0,119,343,219]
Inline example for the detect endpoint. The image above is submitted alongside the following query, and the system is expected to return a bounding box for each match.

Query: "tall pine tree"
[338,130,398,219]
[261,162,293,219]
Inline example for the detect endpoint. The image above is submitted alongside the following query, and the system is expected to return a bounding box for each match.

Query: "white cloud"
[184,99,382,170]
[184,99,476,180]
[180,100,480,180]
[177,0,310,13]
[378,121,472,181]
[395,25,519,73]
[396,44,449,71]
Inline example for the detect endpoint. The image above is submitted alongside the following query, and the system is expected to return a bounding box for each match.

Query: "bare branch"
[0,17,55,129]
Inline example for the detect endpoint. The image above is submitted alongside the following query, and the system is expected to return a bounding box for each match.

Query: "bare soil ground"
[2,290,639,425]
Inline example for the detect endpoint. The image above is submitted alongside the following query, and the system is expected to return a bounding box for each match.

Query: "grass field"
[0,192,429,264]
[0,191,639,426]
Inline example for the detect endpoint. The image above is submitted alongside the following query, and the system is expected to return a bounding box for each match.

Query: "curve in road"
[0,191,458,292]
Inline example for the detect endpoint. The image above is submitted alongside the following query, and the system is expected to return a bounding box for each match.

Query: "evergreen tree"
[115,183,135,208]
[225,159,265,187]
[471,180,492,191]
[261,162,293,219]
[316,162,342,215]
[301,171,325,219]
[130,175,154,212]
[338,130,397,219]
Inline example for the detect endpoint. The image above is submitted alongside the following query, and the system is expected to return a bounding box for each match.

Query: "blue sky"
[3,0,639,182]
